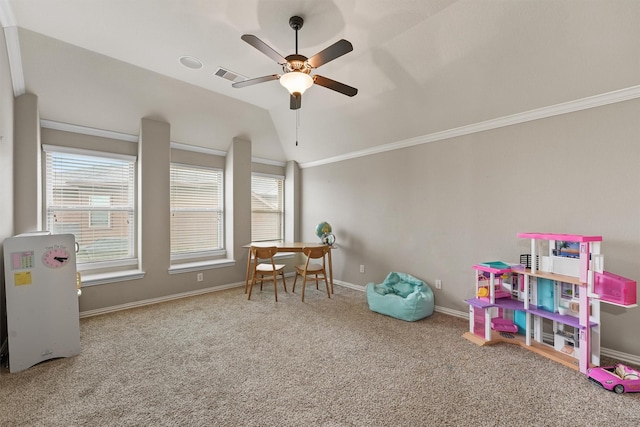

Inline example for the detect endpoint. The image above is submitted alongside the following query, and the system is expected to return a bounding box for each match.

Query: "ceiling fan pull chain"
[295,110,300,146]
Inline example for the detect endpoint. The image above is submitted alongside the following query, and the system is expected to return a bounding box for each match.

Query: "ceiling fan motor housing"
[284,54,311,74]
[289,16,304,31]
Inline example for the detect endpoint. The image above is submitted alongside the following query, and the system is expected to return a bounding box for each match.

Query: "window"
[170,163,224,260]
[44,145,136,267]
[251,173,284,242]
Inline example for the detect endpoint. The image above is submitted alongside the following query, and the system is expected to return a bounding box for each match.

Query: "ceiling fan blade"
[241,34,286,64]
[232,74,279,88]
[307,39,353,68]
[313,75,358,97]
[290,93,302,110]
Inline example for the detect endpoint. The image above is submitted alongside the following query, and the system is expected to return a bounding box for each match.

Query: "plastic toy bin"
[594,271,637,305]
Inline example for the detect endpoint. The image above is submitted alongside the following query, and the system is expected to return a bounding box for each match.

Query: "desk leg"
[328,247,334,294]
[244,249,252,294]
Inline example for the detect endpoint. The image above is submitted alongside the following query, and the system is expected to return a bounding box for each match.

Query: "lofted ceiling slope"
[5,0,640,164]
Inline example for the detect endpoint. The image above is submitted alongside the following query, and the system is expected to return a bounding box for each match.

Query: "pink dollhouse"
[464,232,637,374]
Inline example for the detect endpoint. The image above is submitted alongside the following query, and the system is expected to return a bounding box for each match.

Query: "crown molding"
[3,26,25,96]
[41,119,139,142]
[299,85,640,169]
[251,157,286,167]
[1,0,24,96]
[171,141,226,157]
[0,0,16,27]
[41,119,287,166]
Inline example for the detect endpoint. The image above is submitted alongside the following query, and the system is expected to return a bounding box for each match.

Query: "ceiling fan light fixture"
[279,71,313,95]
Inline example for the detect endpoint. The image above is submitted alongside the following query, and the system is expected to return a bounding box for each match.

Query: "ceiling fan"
[232,15,358,110]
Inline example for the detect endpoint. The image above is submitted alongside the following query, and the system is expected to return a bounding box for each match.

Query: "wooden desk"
[243,241,333,293]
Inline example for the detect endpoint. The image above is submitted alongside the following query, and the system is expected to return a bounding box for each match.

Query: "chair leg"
[280,271,287,293]
[248,275,256,300]
[301,276,306,302]
[292,271,298,292]
[324,274,331,299]
[272,271,278,302]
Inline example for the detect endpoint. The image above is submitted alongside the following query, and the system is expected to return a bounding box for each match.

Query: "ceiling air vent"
[214,67,247,83]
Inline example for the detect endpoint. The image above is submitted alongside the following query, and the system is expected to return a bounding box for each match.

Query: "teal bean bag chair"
[366,272,434,322]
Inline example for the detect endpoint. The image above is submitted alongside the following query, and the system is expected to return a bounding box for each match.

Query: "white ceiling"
[5,0,640,164]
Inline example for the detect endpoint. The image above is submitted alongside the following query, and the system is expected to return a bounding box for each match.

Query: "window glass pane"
[251,174,284,241]
[45,149,136,265]
[170,163,224,257]
[89,194,111,228]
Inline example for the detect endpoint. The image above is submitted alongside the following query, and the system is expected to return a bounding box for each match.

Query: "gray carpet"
[1,285,639,426]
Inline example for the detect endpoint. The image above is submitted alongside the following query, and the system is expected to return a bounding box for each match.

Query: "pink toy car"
[587,364,640,394]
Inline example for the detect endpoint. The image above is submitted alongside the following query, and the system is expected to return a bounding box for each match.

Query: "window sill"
[168,259,236,274]
[80,269,145,287]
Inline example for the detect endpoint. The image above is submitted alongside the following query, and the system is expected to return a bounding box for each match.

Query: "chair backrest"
[302,246,330,272]
[251,246,278,270]
[303,246,329,260]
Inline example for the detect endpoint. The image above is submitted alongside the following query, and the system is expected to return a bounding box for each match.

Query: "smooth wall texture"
[0,27,15,348]
[300,98,640,357]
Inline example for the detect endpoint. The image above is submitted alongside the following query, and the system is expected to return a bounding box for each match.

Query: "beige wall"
[299,98,640,357]
[0,27,15,347]
[16,120,301,314]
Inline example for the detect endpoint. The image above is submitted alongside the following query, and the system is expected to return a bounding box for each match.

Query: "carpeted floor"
[1,285,639,426]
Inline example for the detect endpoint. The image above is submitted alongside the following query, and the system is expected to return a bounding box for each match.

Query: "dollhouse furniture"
[366,272,434,322]
[464,232,638,374]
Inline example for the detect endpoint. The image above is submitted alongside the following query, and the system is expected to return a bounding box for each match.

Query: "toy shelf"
[466,297,596,329]
[527,305,596,329]
[519,268,583,286]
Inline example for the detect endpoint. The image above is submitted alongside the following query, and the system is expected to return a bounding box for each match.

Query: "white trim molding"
[3,26,24,96]
[41,119,139,142]
[299,85,640,169]
[0,0,16,27]
[1,0,25,96]
[252,157,286,167]
[171,141,226,157]
[79,280,244,318]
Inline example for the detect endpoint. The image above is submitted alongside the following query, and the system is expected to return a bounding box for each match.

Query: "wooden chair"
[292,246,331,302]
[247,246,287,302]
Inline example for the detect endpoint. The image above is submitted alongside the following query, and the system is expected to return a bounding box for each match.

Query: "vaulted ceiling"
[4,0,640,164]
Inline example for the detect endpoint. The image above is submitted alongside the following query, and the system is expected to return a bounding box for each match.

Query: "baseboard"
[80,272,299,318]
[339,280,466,318]
[80,278,640,366]
[338,280,640,366]
[79,281,245,318]
[600,347,640,366]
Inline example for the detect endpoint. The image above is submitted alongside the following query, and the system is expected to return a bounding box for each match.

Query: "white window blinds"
[170,163,224,259]
[43,145,136,265]
[251,174,284,242]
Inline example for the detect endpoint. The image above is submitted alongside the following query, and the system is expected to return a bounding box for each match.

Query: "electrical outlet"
[359,265,365,274]
[435,279,442,289]
[197,273,204,282]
